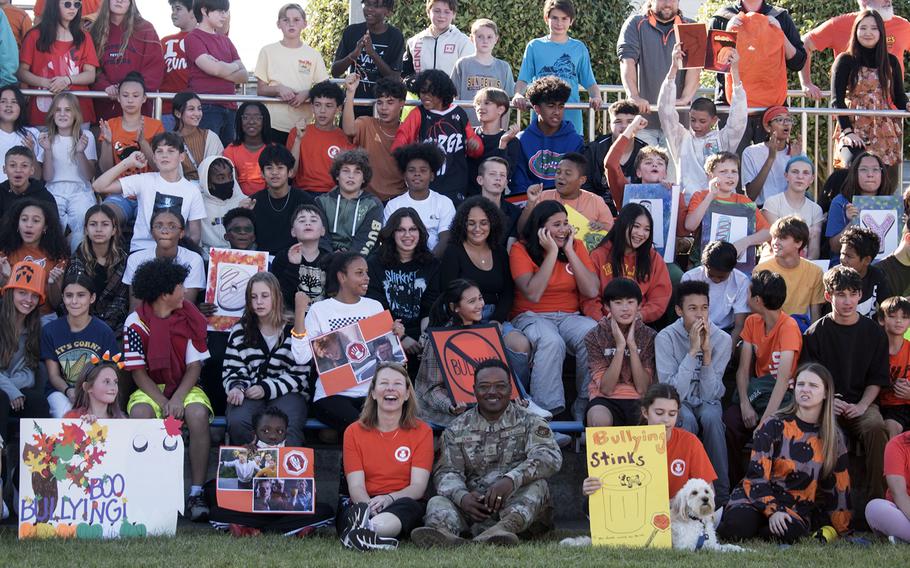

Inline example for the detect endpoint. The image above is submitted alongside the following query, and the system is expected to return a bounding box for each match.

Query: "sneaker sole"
[475,532,519,546]
[411,527,466,548]
[347,528,398,551]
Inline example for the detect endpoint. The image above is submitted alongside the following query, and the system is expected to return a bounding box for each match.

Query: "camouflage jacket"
[433,404,562,507]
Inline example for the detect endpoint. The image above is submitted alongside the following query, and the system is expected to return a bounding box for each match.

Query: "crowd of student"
[0,0,909,552]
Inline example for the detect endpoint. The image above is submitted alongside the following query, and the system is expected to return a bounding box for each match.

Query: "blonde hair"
[470,18,498,36]
[358,362,421,430]
[278,3,306,20]
[45,92,84,162]
[776,363,841,477]
[91,0,144,61]
[240,272,287,344]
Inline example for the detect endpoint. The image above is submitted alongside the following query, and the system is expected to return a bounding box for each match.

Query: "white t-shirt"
[119,172,207,251]
[761,192,825,228]
[0,127,43,183]
[383,190,455,250]
[122,246,206,290]
[681,265,751,330]
[292,296,385,401]
[46,131,97,186]
[740,143,792,206]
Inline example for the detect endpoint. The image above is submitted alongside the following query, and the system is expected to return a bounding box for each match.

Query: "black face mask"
[210,181,233,200]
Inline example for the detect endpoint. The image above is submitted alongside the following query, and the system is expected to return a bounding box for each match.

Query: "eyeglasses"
[858,167,883,175]
[62,1,83,9]
[227,225,254,234]
[152,223,181,232]
[770,117,794,125]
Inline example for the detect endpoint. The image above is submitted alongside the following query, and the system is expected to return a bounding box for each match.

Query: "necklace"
[378,123,397,139]
[267,191,291,212]
[378,428,399,439]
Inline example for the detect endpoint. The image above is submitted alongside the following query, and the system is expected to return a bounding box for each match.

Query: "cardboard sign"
[852,195,902,260]
[586,425,671,548]
[700,200,758,272]
[311,311,406,396]
[565,205,607,251]
[19,419,184,539]
[675,23,737,73]
[205,248,269,331]
[427,324,520,405]
[216,447,315,514]
[622,184,680,262]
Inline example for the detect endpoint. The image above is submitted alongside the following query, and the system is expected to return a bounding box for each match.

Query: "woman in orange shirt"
[222,102,273,196]
[583,384,717,500]
[583,203,672,324]
[509,200,599,420]
[341,361,433,551]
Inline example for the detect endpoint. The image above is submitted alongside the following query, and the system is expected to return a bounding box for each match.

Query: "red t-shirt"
[343,421,433,497]
[667,427,717,500]
[20,30,100,125]
[287,126,354,193]
[509,239,596,318]
[883,431,910,502]
[160,31,190,115]
[807,13,910,74]
[881,339,910,407]
[741,312,802,379]
[184,28,241,108]
[222,144,266,196]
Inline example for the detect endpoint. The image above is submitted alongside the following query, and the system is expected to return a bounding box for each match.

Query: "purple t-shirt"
[184,28,241,108]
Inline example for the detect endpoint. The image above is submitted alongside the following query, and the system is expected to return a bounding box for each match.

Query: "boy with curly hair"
[315,149,383,254]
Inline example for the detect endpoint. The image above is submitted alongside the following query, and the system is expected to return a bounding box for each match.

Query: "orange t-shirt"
[539,189,614,227]
[222,144,266,196]
[667,427,717,500]
[807,13,910,74]
[6,244,65,315]
[287,126,354,193]
[353,117,405,202]
[343,421,433,497]
[725,13,787,107]
[107,117,164,176]
[687,190,770,231]
[741,312,802,379]
[2,5,32,48]
[880,339,910,407]
[509,239,596,318]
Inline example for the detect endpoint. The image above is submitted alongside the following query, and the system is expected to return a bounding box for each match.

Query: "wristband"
[64,386,74,395]
[290,328,307,339]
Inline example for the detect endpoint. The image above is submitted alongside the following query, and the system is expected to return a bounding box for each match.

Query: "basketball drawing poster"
[216,447,315,514]
[311,311,406,396]
[427,324,520,405]
[205,248,269,331]
[852,195,902,260]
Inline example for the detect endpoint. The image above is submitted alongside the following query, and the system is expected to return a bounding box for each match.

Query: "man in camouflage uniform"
[412,359,562,547]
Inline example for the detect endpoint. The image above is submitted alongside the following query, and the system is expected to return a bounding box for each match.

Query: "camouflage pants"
[424,479,550,537]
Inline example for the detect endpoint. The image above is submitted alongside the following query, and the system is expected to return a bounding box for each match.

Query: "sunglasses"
[63,1,83,9]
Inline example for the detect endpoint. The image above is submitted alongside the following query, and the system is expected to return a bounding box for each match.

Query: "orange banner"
[427,325,520,405]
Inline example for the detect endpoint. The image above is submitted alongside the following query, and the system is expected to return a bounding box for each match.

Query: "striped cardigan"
[222,323,311,400]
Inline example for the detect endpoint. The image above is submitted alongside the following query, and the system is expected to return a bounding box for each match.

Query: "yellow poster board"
[565,205,607,251]
[585,425,671,548]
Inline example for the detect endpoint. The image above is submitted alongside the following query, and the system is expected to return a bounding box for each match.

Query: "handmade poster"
[586,425,671,548]
[852,195,902,260]
[623,183,680,262]
[216,447,315,514]
[565,205,607,251]
[701,200,757,271]
[311,310,406,396]
[427,324,520,405]
[205,248,269,331]
[675,23,737,73]
[19,418,185,539]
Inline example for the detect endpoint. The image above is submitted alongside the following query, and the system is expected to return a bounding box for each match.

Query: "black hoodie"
[0,178,57,221]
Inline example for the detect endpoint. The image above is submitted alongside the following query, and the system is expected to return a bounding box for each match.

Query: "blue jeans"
[161,113,177,132]
[678,400,730,505]
[199,104,235,147]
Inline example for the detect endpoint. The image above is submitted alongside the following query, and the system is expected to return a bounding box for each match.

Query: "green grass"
[2,525,910,567]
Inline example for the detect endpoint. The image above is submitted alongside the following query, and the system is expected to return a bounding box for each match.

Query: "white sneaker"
[523,399,552,420]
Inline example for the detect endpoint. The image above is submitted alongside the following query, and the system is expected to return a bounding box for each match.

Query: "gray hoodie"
[0,333,35,401]
[654,318,731,406]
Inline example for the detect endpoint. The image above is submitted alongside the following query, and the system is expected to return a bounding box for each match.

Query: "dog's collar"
[688,516,710,550]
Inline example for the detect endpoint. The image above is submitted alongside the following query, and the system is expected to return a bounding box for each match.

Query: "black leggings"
[0,383,50,443]
[312,396,366,432]
[717,505,810,544]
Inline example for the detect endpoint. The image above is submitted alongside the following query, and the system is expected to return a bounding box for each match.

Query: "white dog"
[670,478,743,552]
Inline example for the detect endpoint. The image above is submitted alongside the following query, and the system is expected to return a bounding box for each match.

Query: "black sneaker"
[186,494,209,522]
[340,502,370,547]
[345,527,398,551]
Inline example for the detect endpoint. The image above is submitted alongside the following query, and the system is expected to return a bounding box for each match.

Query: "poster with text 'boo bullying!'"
[217,447,315,514]
[586,425,671,548]
[19,418,184,539]
[205,248,269,332]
